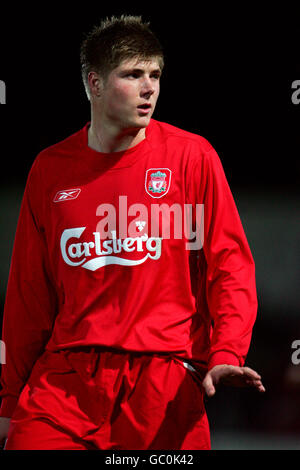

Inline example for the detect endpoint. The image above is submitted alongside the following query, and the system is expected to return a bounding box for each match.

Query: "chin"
[119,112,152,131]
[124,118,150,131]
[136,115,152,127]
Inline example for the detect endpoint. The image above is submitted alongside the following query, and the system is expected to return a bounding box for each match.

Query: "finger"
[245,378,266,392]
[221,367,244,381]
[242,367,261,379]
[228,368,245,378]
[254,381,266,392]
[202,373,216,397]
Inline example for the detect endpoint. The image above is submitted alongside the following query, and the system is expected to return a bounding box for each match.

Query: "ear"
[87,71,103,98]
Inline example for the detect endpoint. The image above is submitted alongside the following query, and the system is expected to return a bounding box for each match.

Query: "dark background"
[0,4,299,449]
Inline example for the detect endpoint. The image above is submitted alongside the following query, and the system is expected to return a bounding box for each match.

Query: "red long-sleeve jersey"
[0,119,257,417]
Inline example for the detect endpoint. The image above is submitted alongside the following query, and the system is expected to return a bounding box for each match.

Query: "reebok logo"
[53,189,81,202]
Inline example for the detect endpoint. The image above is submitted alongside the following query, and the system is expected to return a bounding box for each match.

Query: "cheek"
[113,83,135,103]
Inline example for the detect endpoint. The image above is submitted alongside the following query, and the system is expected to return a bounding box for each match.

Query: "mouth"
[137,103,152,115]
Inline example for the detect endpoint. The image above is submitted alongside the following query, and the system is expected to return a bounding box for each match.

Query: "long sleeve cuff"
[0,396,19,418]
[208,351,241,370]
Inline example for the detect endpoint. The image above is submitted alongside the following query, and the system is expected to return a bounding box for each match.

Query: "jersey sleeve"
[194,142,258,370]
[0,158,58,417]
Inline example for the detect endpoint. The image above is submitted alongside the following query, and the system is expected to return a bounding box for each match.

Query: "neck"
[88,109,146,153]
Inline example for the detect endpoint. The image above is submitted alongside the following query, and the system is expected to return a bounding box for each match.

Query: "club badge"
[145,168,172,198]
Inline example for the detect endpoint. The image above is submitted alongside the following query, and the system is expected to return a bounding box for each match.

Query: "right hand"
[0,417,11,449]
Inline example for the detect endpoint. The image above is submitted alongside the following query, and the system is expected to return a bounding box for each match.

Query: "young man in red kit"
[0,15,265,450]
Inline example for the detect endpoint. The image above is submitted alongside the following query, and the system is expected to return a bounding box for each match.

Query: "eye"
[150,72,161,80]
[126,72,140,79]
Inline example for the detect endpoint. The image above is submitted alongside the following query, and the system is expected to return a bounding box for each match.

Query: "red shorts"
[4,348,210,450]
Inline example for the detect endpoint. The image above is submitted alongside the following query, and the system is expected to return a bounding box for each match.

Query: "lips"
[137,103,151,110]
[137,103,152,116]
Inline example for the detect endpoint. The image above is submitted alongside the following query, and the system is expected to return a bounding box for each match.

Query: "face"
[93,57,161,130]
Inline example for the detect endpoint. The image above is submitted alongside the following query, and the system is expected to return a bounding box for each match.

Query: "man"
[0,15,264,450]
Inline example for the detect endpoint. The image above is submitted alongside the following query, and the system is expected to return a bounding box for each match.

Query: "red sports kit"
[0,120,257,449]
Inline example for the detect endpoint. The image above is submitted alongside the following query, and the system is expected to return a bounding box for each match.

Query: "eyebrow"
[121,67,162,75]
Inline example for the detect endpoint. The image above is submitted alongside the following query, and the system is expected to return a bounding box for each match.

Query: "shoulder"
[24,125,86,195]
[149,119,221,174]
[149,119,214,153]
[26,124,87,188]
[35,125,85,165]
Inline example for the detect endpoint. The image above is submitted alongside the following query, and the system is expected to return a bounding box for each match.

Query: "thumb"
[202,372,216,397]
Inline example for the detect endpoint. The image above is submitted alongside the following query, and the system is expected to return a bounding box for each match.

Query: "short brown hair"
[80,15,164,99]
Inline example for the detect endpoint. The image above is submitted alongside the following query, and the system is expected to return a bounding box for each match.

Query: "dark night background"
[0,4,299,449]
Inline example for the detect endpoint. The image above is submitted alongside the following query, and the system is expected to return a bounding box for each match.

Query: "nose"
[140,76,155,98]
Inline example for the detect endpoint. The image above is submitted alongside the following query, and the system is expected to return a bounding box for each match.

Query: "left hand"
[202,364,265,397]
